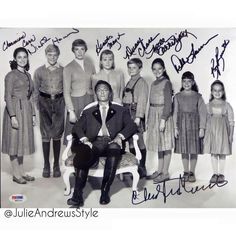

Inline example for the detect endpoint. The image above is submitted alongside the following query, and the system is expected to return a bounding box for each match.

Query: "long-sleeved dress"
[173,91,207,154]
[146,77,174,152]
[92,69,125,104]
[63,58,96,144]
[2,69,35,156]
[204,101,234,155]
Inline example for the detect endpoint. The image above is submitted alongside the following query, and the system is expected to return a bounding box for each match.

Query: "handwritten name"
[1,28,80,55]
[27,28,80,55]
[211,39,230,79]
[2,32,27,51]
[95,32,125,56]
[124,29,197,60]
[52,28,80,44]
[171,34,218,73]
[26,36,51,55]
[132,175,228,205]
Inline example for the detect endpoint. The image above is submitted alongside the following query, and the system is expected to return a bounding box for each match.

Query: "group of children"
[2,39,234,186]
[119,56,234,184]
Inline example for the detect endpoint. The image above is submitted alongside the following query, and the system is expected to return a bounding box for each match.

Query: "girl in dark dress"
[173,71,207,182]
[2,47,35,184]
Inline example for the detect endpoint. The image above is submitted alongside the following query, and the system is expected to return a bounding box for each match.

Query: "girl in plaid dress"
[173,71,207,182]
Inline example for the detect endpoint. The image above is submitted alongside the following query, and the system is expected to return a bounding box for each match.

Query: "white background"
[1,0,236,235]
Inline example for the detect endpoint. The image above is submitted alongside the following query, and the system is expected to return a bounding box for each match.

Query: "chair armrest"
[62,134,73,161]
[132,134,141,162]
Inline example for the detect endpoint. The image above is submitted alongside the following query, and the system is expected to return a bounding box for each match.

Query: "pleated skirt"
[146,106,174,152]
[204,115,231,155]
[2,98,35,156]
[174,111,203,154]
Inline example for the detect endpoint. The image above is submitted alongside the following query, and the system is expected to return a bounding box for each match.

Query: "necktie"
[101,106,108,136]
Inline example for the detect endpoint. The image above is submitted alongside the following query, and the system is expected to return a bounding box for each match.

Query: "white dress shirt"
[98,104,110,136]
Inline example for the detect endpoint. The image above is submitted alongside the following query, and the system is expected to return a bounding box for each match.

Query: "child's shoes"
[210,174,218,184]
[182,172,189,182]
[153,173,169,183]
[146,171,161,180]
[217,174,225,183]
[188,172,196,182]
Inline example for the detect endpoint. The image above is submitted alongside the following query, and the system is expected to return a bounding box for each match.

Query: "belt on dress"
[39,91,63,99]
[150,103,164,107]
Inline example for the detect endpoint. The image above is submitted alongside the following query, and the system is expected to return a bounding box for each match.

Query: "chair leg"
[119,174,124,181]
[131,167,140,192]
[63,168,73,196]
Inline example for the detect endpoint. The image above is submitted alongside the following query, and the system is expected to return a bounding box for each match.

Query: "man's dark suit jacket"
[72,102,137,142]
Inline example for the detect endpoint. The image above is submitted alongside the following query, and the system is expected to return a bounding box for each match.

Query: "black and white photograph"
[1,27,235,208]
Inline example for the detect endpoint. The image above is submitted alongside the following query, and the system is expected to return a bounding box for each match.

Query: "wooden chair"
[62,134,141,196]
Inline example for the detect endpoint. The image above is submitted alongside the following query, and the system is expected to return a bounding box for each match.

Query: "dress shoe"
[146,171,161,180]
[22,175,35,181]
[13,176,27,184]
[188,172,196,182]
[67,197,84,207]
[210,174,218,184]
[99,191,110,205]
[153,173,169,183]
[217,174,225,183]
[67,190,84,207]
[53,166,61,178]
[42,166,50,178]
[182,172,189,182]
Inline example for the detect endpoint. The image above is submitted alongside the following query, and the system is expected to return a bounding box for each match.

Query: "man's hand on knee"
[109,136,122,149]
[80,137,93,148]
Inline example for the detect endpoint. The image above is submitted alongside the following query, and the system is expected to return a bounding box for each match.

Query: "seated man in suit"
[67,80,137,207]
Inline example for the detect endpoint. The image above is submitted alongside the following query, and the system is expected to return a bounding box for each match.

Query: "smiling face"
[152,62,165,79]
[15,51,28,68]
[128,63,141,77]
[182,78,195,91]
[73,46,86,60]
[101,54,114,70]
[96,84,110,102]
[211,83,224,100]
[46,51,59,66]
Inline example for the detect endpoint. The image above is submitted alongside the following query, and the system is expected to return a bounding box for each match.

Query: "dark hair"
[209,80,226,101]
[127,58,143,69]
[99,49,115,70]
[151,58,170,80]
[72,39,87,52]
[10,47,29,71]
[180,71,199,92]
[94,80,113,101]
